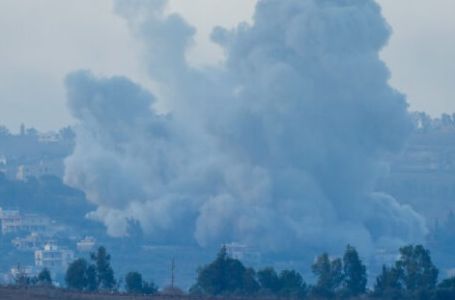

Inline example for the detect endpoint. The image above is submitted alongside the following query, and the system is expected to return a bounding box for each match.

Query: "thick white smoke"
[64,0,427,254]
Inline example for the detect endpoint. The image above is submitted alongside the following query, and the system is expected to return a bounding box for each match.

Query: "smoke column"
[64,0,427,255]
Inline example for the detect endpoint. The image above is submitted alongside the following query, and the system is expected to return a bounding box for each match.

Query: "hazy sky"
[0,0,454,131]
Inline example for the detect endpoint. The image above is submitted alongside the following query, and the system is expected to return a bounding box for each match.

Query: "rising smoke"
[64,0,427,255]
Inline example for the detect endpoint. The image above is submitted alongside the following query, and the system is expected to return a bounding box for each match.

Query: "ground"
[0,286,265,300]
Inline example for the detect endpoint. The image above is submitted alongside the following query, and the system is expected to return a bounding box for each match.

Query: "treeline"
[13,268,52,287]
[11,244,455,299]
[64,246,157,295]
[13,246,157,295]
[190,244,454,299]
[411,112,455,132]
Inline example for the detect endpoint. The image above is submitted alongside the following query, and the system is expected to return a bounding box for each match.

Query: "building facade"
[35,243,74,271]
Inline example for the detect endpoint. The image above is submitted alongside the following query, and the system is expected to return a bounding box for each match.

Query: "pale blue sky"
[0,0,454,131]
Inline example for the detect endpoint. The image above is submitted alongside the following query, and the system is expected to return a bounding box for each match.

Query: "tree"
[125,272,143,294]
[279,270,307,299]
[373,265,402,298]
[13,265,32,287]
[257,267,281,293]
[91,246,116,290]
[373,245,439,299]
[26,127,38,137]
[65,258,88,290]
[66,247,116,292]
[37,268,52,286]
[58,126,75,141]
[436,277,455,300]
[192,246,259,295]
[243,267,260,295]
[125,271,158,295]
[342,245,367,296]
[311,253,343,297]
[194,246,229,295]
[142,280,158,295]
[441,113,453,128]
[395,245,438,292]
[0,125,10,137]
[439,277,455,289]
[257,267,307,298]
[86,265,97,292]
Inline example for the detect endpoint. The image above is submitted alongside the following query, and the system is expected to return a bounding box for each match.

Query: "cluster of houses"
[0,209,50,235]
[0,125,74,180]
[0,207,96,282]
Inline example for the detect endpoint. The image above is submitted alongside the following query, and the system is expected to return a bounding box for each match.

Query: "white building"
[0,209,21,233]
[12,232,47,251]
[38,132,60,143]
[20,214,50,233]
[35,243,74,271]
[225,242,261,266]
[10,265,38,283]
[16,161,62,181]
[76,236,96,252]
[0,209,50,234]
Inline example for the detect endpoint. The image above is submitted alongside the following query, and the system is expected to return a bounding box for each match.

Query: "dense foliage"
[191,244,455,300]
[125,271,157,295]
[343,245,367,296]
[13,267,53,287]
[190,246,259,296]
[66,247,116,291]
[12,243,455,300]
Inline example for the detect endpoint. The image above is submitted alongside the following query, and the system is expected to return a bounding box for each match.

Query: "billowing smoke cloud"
[64,0,427,254]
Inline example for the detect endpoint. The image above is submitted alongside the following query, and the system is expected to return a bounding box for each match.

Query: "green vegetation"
[190,246,259,296]
[13,267,53,287]
[311,252,343,297]
[36,268,53,286]
[343,245,367,296]
[125,271,157,295]
[66,247,116,291]
[90,246,116,290]
[372,245,439,299]
[65,246,156,295]
[9,243,455,299]
[191,244,454,299]
[65,258,93,291]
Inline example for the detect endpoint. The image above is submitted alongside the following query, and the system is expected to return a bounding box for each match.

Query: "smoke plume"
[64,0,427,254]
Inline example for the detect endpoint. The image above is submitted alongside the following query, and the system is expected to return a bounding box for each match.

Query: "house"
[0,209,21,234]
[0,208,50,234]
[34,243,74,271]
[76,236,96,252]
[12,232,46,251]
[225,242,261,266]
[10,265,37,283]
